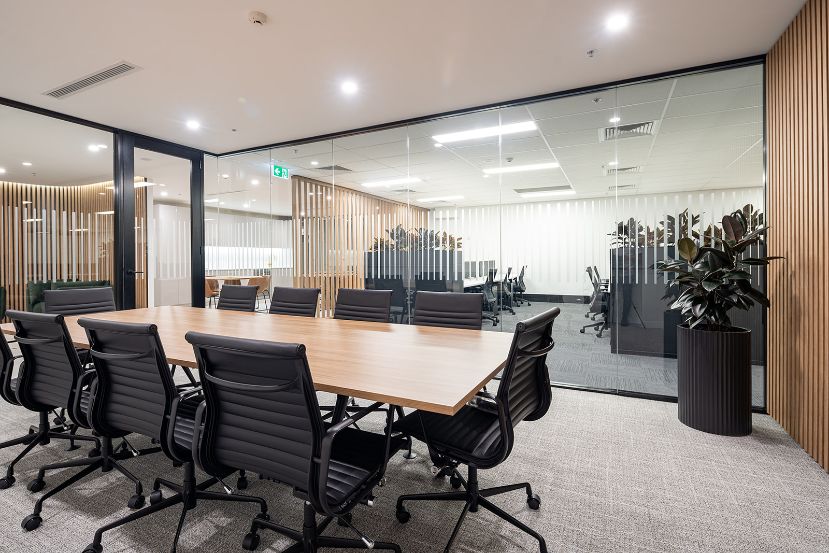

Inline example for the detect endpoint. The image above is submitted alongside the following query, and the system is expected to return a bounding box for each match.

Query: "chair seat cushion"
[172,396,202,452]
[393,404,502,462]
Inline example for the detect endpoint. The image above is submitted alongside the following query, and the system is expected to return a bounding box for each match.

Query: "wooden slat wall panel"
[291,176,427,316]
[766,0,829,472]
[134,186,148,308]
[0,180,114,318]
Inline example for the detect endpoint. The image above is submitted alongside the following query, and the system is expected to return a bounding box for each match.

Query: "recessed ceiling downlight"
[186,120,201,130]
[341,80,359,95]
[606,13,630,32]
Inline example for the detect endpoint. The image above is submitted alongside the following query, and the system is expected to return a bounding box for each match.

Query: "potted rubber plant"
[656,210,780,436]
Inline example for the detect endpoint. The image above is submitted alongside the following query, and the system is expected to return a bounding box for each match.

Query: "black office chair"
[0,311,101,493]
[269,286,320,317]
[43,287,116,316]
[333,288,392,323]
[513,266,530,306]
[183,331,404,553]
[216,285,258,312]
[394,307,560,553]
[497,267,516,315]
[581,267,609,337]
[415,273,449,293]
[75,319,265,553]
[412,291,483,330]
[367,277,408,323]
[481,269,500,327]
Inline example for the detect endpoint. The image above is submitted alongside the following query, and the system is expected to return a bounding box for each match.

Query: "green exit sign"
[272,165,290,179]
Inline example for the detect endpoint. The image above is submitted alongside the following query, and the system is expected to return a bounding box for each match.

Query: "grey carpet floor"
[0,388,827,552]
[484,302,765,406]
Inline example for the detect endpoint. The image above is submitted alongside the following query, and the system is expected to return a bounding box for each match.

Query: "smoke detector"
[248,11,267,25]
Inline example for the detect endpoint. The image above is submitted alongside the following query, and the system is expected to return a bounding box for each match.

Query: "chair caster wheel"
[0,476,15,489]
[579,329,586,334]
[127,494,145,510]
[337,513,353,527]
[242,532,260,551]
[395,507,410,524]
[21,514,42,531]
[237,476,248,490]
[449,474,463,489]
[149,490,163,505]
[83,544,102,553]
[88,448,100,458]
[527,494,541,510]
[27,479,45,493]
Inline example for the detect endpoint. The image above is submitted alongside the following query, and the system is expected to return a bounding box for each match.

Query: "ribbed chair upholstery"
[216,285,257,312]
[43,287,116,316]
[412,291,483,330]
[394,307,561,553]
[75,320,264,553]
[334,288,392,323]
[0,311,100,494]
[268,287,320,317]
[185,331,404,552]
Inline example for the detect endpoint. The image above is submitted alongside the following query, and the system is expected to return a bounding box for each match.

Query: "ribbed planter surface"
[677,325,752,436]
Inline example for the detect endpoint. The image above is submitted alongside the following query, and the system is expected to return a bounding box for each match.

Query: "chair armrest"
[316,402,383,514]
[167,386,203,464]
[190,400,207,472]
[71,369,97,424]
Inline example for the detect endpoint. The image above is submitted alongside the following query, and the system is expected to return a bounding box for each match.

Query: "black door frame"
[113,133,205,309]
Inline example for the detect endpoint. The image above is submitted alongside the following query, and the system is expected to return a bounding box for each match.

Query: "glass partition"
[207,63,766,408]
[0,104,114,319]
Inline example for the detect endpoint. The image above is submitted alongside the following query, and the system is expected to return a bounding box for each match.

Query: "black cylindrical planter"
[677,325,752,436]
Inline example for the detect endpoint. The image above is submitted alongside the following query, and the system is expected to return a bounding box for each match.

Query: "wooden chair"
[204,279,220,308]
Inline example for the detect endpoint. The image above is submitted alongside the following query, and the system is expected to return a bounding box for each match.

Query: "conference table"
[1,306,514,415]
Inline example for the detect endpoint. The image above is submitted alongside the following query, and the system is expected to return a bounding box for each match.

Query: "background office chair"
[183,331,404,553]
[269,286,320,317]
[412,291,483,330]
[481,269,500,327]
[333,288,392,323]
[513,265,530,306]
[367,276,408,323]
[247,276,271,310]
[1,311,100,493]
[394,307,560,553]
[43,287,116,316]
[415,273,449,293]
[497,267,516,315]
[216,284,258,312]
[75,320,264,553]
[581,267,609,337]
[204,278,220,308]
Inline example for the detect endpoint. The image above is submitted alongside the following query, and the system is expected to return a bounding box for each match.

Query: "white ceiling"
[213,64,764,211]
[0,0,803,154]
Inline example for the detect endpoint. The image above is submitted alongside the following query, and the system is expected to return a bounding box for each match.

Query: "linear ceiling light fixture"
[418,195,464,203]
[483,162,560,175]
[519,189,576,198]
[361,176,421,188]
[432,121,537,144]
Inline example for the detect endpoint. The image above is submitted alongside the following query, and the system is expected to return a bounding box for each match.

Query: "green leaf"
[722,215,743,241]
[677,237,698,263]
[702,279,721,292]
[726,270,753,281]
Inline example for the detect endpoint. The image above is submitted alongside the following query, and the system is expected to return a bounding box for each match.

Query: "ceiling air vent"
[608,184,638,192]
[43,61,141,99]
[604,165,642,176]
[599,120,660,142]
[315,165,352,172]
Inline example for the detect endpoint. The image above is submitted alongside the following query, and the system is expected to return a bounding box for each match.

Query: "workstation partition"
[204,62,766,409]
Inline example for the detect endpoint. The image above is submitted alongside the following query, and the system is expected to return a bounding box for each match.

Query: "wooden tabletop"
[1,306,514,415]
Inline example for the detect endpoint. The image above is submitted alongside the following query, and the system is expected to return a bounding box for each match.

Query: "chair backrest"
[205,278,219,296]
[248,276,269,293]
[493,307,559,460]
[593,266,602,282]
[7,310,83,414]
[217,285,258,312]
[78,318,177,445]
[269,287,320,317]
[333,288,392,323]
[483,269,497,303]
[517,266,526,290]
[43,287,116,316]
[368,277,406,308]
[185,331,323,497]
[503,267,512,284]
[413,291,483,330]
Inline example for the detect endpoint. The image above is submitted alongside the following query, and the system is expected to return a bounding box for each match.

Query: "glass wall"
[206,64,766,408]
[0,104,114,319]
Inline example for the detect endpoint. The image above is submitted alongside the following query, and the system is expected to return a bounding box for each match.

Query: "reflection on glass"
[0,104,114,317]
